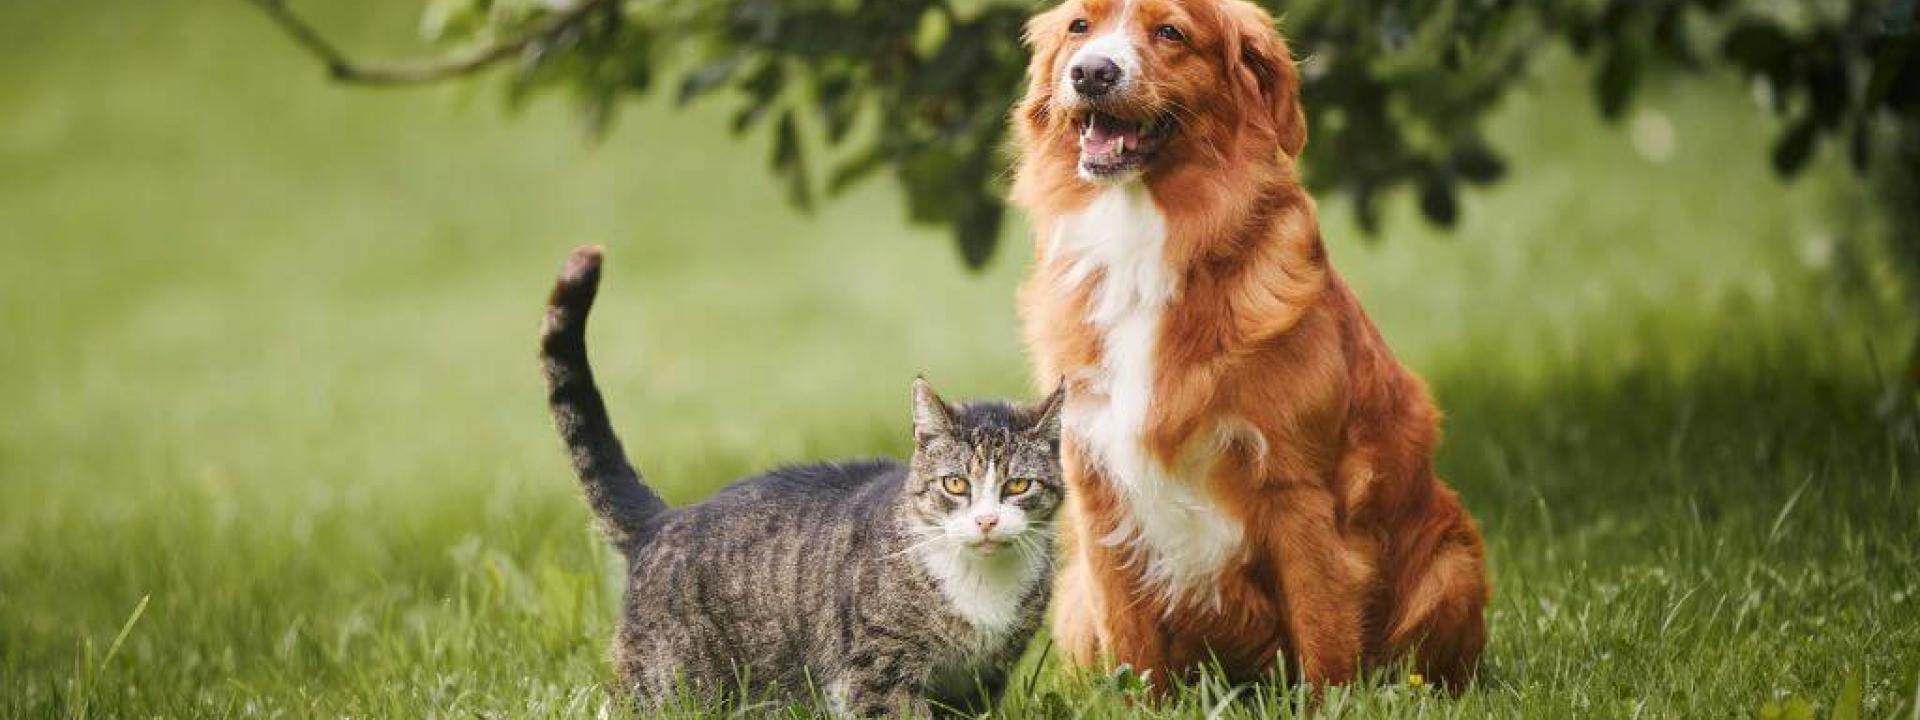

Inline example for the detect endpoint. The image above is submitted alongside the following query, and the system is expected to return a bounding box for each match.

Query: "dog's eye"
[1154,24,1185,42]
[1068,18,1090,34]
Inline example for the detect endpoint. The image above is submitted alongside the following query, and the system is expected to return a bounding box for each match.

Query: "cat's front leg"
[829,646,933,719]
[936,666,1009,716]
[829,679,929,719]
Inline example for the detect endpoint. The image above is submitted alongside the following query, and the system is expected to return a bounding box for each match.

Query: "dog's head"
[1017,0,1306,184]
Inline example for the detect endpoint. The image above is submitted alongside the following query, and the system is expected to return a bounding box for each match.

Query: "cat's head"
[901,378,1066,557]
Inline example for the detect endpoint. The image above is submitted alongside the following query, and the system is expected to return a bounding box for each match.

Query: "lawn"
[1,0,1916,717]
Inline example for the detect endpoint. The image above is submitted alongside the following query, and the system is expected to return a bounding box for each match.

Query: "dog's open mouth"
[1076,109,1173,179]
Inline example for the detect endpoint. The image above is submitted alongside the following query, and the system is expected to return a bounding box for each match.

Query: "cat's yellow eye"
[1003,478,1034,496]
[941,476,971,496]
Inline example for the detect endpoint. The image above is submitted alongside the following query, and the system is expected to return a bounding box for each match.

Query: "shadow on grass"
[6,329,1917,718]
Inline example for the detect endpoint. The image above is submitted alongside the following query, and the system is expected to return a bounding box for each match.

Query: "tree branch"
[242,0,613,86]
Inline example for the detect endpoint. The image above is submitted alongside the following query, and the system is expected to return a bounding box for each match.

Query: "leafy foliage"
[1560,0,1920,178]
[463,0,1032,267]
[400,0,1919,268]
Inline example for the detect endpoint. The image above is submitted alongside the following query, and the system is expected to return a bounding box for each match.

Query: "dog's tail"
[540,246,668,558]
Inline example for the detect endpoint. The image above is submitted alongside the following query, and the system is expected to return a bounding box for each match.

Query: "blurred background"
[2,0,1916,717]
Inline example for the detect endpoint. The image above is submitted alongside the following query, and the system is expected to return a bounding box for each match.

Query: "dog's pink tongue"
[1082,114,1137,158]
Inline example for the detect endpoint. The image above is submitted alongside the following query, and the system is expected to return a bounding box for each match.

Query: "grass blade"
[1767,476,1812,546]
[99,594,150,672]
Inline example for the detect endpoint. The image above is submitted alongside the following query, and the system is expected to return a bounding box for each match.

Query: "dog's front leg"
[1054,531,1180,691]
[1050,528,1105,666]
[1265,484,1370,687]
[1051,442,1112,668]
[1052,448,1182,688]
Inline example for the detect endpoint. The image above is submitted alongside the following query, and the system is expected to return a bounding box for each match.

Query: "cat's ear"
[1026,379,1067,442]
[911,377,957,441]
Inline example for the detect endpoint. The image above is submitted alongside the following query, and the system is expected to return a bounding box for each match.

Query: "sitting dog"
[1011,0,1491,689]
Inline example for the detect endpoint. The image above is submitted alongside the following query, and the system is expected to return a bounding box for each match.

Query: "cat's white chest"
[920,549,1035,634]
[1050,186,1245,609]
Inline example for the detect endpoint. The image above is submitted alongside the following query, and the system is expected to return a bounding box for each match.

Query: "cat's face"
[902,379,1065,557]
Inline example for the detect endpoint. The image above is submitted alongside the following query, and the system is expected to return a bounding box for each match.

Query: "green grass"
[2,0,1917,717]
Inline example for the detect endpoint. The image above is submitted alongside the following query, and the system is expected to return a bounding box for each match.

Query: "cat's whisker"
[1012,535,1044,560]
[889,530,962,559]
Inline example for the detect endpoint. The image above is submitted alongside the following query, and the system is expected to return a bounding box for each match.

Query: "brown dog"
[1011,0,1490,690]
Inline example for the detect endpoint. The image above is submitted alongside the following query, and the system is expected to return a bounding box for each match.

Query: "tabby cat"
[539,247,1063,717]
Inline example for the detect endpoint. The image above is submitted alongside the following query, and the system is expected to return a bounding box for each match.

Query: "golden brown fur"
[1011,0,1490,690]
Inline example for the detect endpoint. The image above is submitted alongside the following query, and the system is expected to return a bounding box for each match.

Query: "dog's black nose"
[1070,57,1122,98]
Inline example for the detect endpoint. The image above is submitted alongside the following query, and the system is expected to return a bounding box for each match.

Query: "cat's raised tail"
[541,246,668,558]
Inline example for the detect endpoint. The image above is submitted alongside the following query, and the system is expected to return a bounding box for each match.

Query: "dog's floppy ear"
[1016,3,1075,138]
[1224,2,1306,158]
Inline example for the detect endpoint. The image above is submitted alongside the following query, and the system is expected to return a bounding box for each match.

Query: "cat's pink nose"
[975,515,1000,534]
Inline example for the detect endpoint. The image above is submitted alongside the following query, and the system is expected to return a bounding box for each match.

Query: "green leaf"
[1354,182,1382,236]
[679,56,743,106]
[954,197,1002,270]
[1451,140,1507,184]
[1368,0,1457,81]
[913,7,950,59]
[1850,117,1872,172]
[816,74,858,144]
[1720,20,1794,74]
[1864,36,1914,108]
[1832,670,1864,720]
[578,83,618,141]
[729,62,786,136]
[898,147,965,223]
[771,111,814,211]
[1098,663,1150,694]
[419,0,485,41]
[828,146,888,196]
[1771,116,1817,177]
[732,101,774,136]
[1594,43,1642,120]
[486,0,549,34]
[1418,171,1459,228]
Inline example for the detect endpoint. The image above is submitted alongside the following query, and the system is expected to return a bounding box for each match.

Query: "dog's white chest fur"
[1051,186,1244,609]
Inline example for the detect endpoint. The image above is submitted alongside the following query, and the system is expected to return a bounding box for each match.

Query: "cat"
[539,246,1064,717]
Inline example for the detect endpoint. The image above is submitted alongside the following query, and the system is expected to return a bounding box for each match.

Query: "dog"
[1010,0,1490,690]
